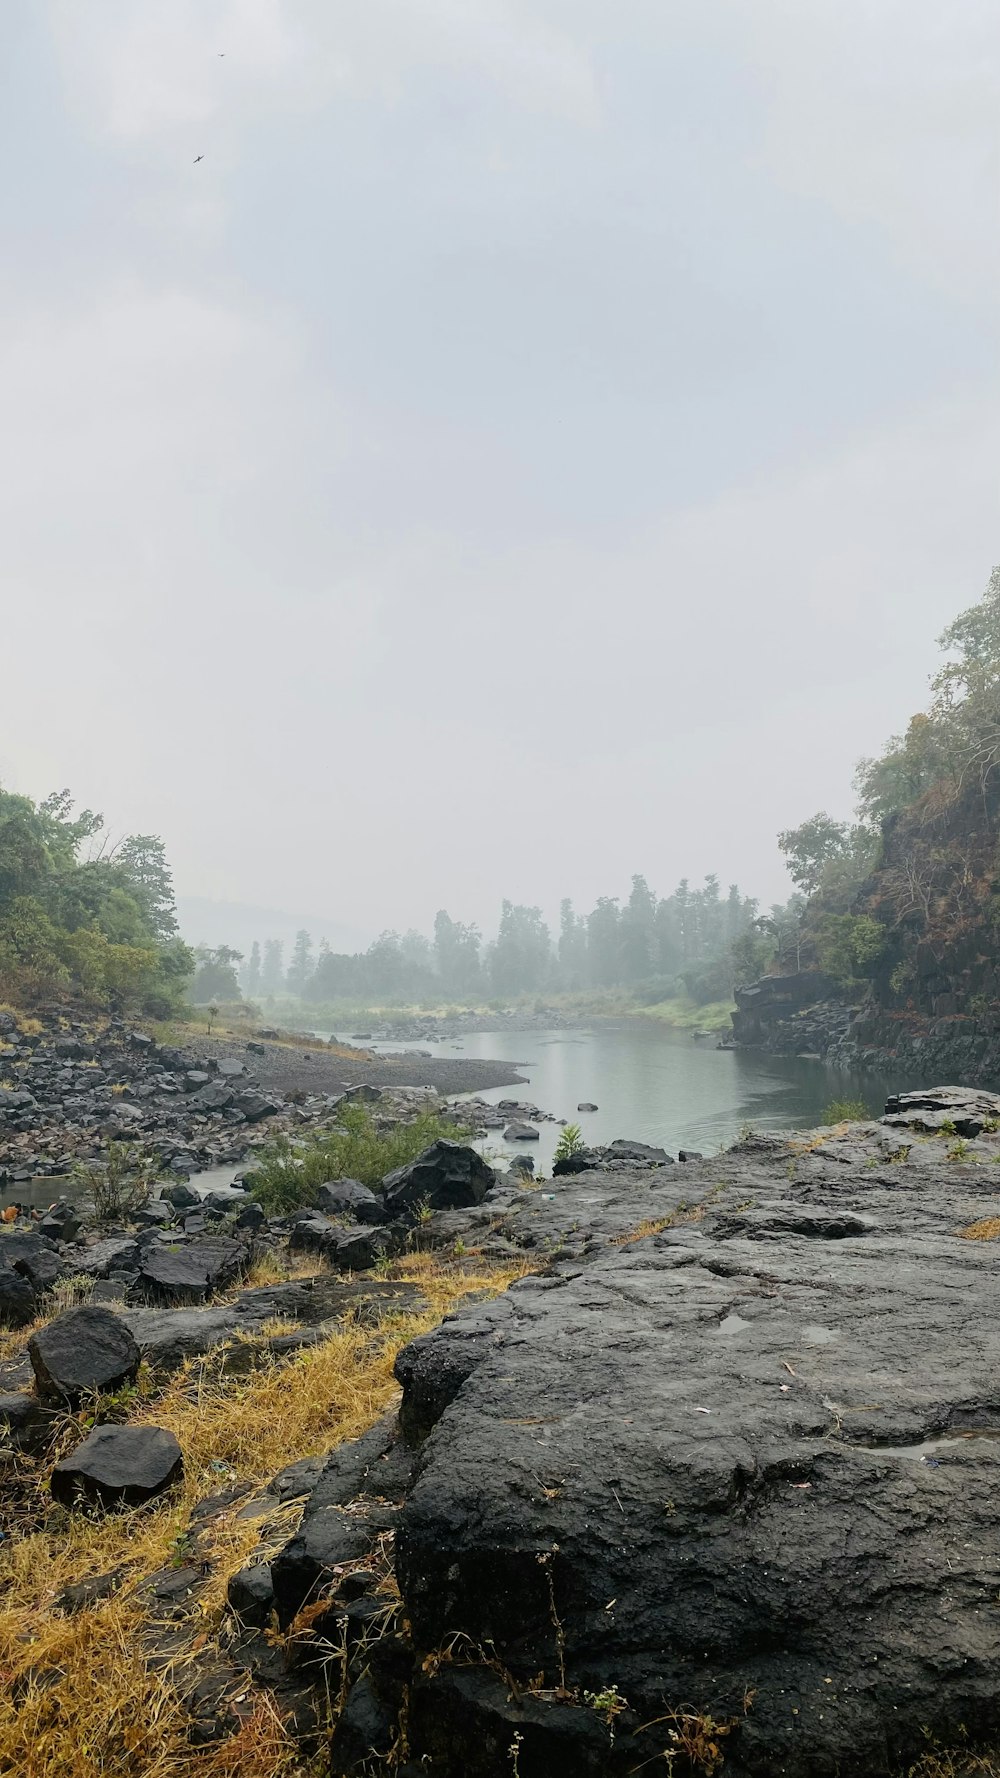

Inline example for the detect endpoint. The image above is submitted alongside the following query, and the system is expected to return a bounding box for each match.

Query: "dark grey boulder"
[183,1071,212,1091]
[75,1236,141,1279]
[51,1424,182,1508]
[381,1141,494,1219]
[38,1201,81,1242]
[136,1238,245,1305]
[217,1058,247,1079]
[316,1178,387,1225]
[29,1305,141,1402]
[2,1231,65,1290]
[504,1121,540,1141]
[551,1148,600,1175]
[678,1148,704,1162]
[0,1390,58,1452]
[0,1264,37,1328]
[576,1102,598,1113]
[190,1082,235,1112]
[289,1215,341,1257]
[235,1089,281,1122]
[162,1181,200,1209]
[227,1561,274,1626]
[605,1137,671,1164]
[333,1226,397,1273]
[508,1154,535,1176]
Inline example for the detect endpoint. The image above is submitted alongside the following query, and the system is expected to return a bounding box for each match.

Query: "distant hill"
[175,897,370,958]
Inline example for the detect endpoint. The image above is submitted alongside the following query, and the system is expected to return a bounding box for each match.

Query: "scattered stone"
[577,1102,598,1113]
[0,1264,37,1328]
[227,1562,274,1626]
[52,1424,183,1509]
[503,1121,540,1142]
[316,1179,387,1225]
[29,1305,141,1402]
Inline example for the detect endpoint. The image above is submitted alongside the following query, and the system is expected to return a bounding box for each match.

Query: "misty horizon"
[3,3,998,939]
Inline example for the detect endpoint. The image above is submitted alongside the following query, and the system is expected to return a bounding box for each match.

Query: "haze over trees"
[228,873,800,1010]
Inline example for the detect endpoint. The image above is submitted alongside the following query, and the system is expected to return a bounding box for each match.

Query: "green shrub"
[554,1122,586,1162]
[72,1140,161,1223]
[819,1098,870,1126]
[247,1103,470,1215]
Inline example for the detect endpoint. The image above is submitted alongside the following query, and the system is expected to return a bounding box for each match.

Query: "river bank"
[5,1086,1000,1775]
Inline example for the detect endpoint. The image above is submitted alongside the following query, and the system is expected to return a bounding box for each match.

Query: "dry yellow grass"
[0,1253,530,1778]
[957,1217,1000,1241]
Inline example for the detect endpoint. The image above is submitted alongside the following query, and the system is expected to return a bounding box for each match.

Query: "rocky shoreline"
[7,1069,1000,1772]
[0,1013,527,1199]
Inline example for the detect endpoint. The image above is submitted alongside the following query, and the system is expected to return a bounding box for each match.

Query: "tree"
[620,875,657,984]
[491,902,551,996]
[113,835,178,940]
[244,940,261,998]
[286,929,315,998]
[189,945,243,1002]
[778,813,853,896]
[434,911,482,996]
[260,939,285,997]
[586,897,621,987]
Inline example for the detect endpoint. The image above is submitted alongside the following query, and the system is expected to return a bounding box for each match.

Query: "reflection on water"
[345,1022,914,1174]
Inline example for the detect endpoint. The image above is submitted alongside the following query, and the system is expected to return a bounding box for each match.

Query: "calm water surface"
[352,1023,911,1175]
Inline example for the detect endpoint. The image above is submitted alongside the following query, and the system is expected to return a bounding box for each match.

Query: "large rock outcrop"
[266,1088,1000,1777]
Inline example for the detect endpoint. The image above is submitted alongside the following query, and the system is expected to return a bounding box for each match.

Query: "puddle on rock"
[852,1430,1000,1462]
[716,1312,752,1337]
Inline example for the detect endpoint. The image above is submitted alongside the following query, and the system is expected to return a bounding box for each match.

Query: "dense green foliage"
[246,1102,469,1214]
[0,785,192,1012]
[780,565,1000,996]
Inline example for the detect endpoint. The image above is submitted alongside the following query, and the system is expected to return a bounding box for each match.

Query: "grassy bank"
[0,1250,529,1778]
[632,996,735,1034]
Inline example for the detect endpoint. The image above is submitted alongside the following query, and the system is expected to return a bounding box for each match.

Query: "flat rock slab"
[30,1305,140,1402]
[360,1098,1000,1777]
[136,1238,246,1305]
[52,1424,183,1509]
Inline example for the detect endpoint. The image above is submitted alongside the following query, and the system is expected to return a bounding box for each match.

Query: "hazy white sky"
[2,1,998,945]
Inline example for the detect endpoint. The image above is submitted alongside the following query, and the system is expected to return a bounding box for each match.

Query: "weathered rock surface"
[381,1140,494,1218]
[51,1423,183,1508]
[29,1305,140,1402]
[136,1237,246,1305]
[284,1087,1000,1778]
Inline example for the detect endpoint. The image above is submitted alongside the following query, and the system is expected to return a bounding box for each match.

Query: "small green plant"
[938,1118,958,1137]
[947,1138,971,1162]
[168,1528,195,1569]
[453,1237,468,1258]
[415,1196,434,1226]
[820,1099,870,1126]
[584,1685,629,1745]
[248,1104,470,1215]
[71,1140,160,1223]
[553,1123,586,1163]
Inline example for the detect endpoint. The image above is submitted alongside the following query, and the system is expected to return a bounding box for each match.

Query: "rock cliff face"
[730,971,850,1055]
[250,1089,1000,1777]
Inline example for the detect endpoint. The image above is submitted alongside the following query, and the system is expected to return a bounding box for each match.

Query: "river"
[344,1022,909,1175]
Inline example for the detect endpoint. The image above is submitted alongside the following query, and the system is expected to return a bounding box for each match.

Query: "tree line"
[192,875,804,1009]
[0,786,192,1013]
[775,565,1000,990]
